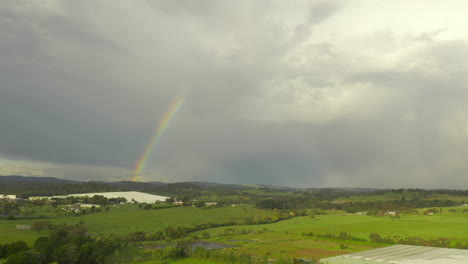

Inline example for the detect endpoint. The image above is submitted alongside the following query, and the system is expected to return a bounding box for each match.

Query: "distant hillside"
[187,181,258,190]
[0,176,256,197]
[0,175,81,185]
[0,175,378,199]
[107,181,167,193]
[0,175,119,198]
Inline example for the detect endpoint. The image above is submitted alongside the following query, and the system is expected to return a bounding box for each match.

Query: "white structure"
[77,204,100,208]
[29,196,52,201]
[321,245,468,264]
[1,194,16,199]
[16,225,31,230]
[54,191,169,204]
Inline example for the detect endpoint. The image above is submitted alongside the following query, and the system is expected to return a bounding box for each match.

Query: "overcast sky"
[1,0,468,188]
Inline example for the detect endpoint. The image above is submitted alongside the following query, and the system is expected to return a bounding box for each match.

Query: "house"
[205,202,218,207]
[356,212,368,216]
[385,211,397,216]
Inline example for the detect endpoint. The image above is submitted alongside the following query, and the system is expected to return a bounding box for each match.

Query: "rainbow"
[131,95,185,181]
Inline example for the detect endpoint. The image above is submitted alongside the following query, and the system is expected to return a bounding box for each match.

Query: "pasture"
[4,203,468,262]
[188,210,468,260]
[0,205,274,244]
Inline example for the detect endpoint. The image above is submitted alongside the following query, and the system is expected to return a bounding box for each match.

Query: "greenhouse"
[320,244,468,264]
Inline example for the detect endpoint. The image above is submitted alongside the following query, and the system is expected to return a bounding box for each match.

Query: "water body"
[229,239,257,243]
[188,241,235,250]
[152,241,235,250]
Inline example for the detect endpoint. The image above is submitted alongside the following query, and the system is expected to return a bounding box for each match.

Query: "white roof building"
[54,191,169,203]
[321,245,468,264]
[1,194,17,199]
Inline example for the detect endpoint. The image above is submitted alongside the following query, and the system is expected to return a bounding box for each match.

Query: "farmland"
[4,181,468,263]
[186,210,468,260]
[96,207,468,263]
[0,205,274,244]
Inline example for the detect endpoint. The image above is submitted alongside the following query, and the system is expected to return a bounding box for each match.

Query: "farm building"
[320,245,468,264]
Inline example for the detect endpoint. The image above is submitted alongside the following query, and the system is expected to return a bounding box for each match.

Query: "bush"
[201,232,211,239]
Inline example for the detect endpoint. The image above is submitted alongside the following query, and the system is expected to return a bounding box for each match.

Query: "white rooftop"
[54,191,169,203]
[321,245,468,264]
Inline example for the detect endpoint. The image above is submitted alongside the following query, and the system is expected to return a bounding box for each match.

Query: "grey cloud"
[1,1,468,188]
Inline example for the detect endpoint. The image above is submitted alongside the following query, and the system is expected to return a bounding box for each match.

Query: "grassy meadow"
[0,205,273,244]
[104,206,468,263]
[4,192,468,263]
[184,209,468,260]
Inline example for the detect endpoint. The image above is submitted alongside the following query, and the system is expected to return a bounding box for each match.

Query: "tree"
[5,251,45,264]
[5,241,29,257]
[32,221,52,234]
[201,231,211,239]
[51,244,79,264]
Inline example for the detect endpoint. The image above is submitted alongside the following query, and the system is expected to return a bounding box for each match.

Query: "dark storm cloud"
[1,1,468,188]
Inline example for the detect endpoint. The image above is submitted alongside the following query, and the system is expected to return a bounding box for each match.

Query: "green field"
[4,204,468,262]
[186,210,468,260]
[0,205,273,244]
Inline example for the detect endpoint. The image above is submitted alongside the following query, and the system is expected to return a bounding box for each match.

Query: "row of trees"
[301,231,468,250]
[0,200,19,215]
[317,199,461,212]
[369,232,451,248]
[48,195,127,206]
[125,212,299,243]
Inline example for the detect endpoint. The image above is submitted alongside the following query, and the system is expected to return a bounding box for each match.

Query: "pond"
[151,241,235,251]
[188,241,235,250]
